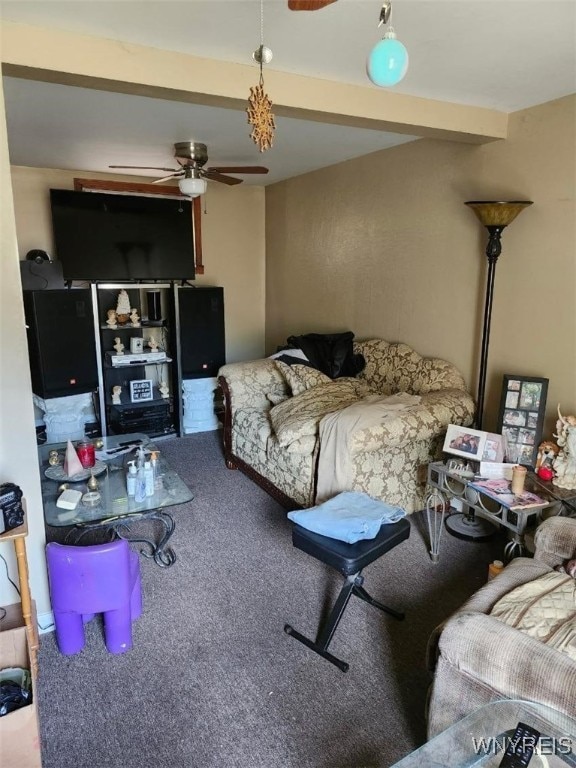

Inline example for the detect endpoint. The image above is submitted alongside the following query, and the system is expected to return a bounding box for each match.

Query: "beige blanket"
[490,571,576,661]
[315,393,421,503]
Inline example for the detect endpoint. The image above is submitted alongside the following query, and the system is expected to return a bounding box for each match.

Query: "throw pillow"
[269,379,364,447]
[275,360,332,396]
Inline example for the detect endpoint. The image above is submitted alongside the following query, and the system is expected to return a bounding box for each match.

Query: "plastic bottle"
[488,560,504,581]
[150,450,161,490]
[134,447,146,503]
[144,461,155,497]
[126,462,137,497]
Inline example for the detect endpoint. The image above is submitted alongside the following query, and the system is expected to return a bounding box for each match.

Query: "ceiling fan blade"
[203,171,243,186]
[152,174,180,185]
[109,165,179,172]
[288,0,337,10]
[206,166,269,175]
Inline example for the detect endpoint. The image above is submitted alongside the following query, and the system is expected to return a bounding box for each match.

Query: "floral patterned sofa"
[217,339,475,513]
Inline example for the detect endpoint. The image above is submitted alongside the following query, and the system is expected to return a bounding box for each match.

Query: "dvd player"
[107,351,168,367]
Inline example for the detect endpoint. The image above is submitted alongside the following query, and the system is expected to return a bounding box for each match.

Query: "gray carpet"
[37,431,504,768]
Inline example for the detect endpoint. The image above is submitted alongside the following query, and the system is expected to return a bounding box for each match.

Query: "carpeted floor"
[37,431,504,768]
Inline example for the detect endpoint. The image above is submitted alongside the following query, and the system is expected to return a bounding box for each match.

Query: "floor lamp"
[445,200,533,542]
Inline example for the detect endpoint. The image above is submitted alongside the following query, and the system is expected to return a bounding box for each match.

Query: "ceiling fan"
[109,142,269,197]
[287,0,337,9]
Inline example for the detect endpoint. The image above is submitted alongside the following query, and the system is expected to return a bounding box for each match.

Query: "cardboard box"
[0,624,42,767]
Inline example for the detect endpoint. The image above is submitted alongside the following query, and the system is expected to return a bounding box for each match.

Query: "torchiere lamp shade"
[465,201,533,228]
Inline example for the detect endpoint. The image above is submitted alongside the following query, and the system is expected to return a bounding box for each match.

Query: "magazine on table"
[468,477,548,510]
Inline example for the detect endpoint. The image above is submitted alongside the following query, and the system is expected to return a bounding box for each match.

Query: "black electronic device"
[178,286,225,378]
[109,401,173,436]
[498,722,540,768]
[23,289,99,398]
[49,189,195,282]
[0,483,25,534]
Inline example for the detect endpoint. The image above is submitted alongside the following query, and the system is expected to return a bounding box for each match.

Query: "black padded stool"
[284,517,410,672]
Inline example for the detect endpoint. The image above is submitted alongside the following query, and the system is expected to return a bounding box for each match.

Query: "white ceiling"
[2,0,575,186]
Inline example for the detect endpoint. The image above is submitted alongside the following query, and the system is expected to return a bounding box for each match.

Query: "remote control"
[498,722,540,768]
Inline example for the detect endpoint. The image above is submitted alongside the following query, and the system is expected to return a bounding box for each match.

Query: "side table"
[426,462,554,562]
[0,511,39,676]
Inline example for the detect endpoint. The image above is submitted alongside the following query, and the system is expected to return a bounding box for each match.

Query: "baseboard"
[37,611,55,634]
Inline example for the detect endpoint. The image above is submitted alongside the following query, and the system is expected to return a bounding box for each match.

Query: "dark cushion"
[287,332,365,379]
[291,517,410,575]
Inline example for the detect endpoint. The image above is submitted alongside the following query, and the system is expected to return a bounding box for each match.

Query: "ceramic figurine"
[113,337,125,355]
[106,309,117,329]
[148,337,160,352]
[112,385,122,405]
[130,308,141,327]
[535,441,559,472]
[552,406,576,490]
[159,381,170,399]
[116,289,131,325]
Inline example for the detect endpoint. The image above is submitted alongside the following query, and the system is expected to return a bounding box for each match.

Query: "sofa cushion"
[275,360,332,396]
[269,379,365,447]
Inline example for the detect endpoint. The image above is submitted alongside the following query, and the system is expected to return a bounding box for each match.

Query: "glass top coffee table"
[39,433,193,567]
[391,700,576,767]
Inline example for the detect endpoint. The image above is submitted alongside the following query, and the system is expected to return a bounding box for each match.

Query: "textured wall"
[265,96,576,435]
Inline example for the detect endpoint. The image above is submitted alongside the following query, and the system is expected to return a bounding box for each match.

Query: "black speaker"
[20,260,65,291]
[23,289,99,398]
[178,287,225,378]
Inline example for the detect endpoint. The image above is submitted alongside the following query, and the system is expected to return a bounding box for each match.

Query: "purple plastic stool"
[46,540,143,655]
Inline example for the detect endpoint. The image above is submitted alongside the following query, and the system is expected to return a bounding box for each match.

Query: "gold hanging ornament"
[247,2,275,152]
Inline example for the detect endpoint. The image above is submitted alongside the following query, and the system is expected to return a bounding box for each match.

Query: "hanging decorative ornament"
[247,1,275,152]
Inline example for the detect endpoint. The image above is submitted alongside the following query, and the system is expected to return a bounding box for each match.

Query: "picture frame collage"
[496,375,548,468]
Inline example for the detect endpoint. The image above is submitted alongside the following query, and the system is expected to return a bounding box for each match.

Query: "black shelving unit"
[92,283,182,438]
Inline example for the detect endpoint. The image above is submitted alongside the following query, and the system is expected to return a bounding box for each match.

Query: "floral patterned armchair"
[218,339,475,512]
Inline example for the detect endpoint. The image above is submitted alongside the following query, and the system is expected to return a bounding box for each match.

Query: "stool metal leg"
[284,571,404,672]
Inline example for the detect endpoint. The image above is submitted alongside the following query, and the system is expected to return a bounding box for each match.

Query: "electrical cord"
[0,552,21,597]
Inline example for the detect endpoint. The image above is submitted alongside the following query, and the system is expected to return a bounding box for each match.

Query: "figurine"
[552,405,576,490]
[112,385,122,405]
[130,308,141,327]
[148,337,160,352]
[159,381,170,399]
[48,449,60,466]
[113,337,124,355]
[106,309,117,329]
[535,440,559,472]
[116,289,131,325]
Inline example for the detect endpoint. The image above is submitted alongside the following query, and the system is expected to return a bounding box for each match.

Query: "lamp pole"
[465,201,533,430]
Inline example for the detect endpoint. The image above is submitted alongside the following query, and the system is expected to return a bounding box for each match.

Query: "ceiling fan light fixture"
[178,176,207,198]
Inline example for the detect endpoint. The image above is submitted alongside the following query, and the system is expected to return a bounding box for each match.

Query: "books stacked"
[468,478,548,510]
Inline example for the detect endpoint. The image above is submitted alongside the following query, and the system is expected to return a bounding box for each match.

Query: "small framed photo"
[497,374,548,469]
[130,379,154,403]
[443,425,487,461]
[482,433,505,463]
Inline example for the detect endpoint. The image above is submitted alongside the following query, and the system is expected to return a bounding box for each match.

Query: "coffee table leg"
[113,511,176,568]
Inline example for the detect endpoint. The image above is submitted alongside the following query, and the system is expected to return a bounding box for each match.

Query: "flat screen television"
[49,189,195,281]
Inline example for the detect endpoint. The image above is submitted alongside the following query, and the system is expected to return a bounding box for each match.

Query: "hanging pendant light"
[367,1,409,87]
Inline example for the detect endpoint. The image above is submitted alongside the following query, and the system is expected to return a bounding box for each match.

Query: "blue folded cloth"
[287,491,406,544]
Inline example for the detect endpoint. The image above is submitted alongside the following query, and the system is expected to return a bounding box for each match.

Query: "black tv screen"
[50,189,195,281]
